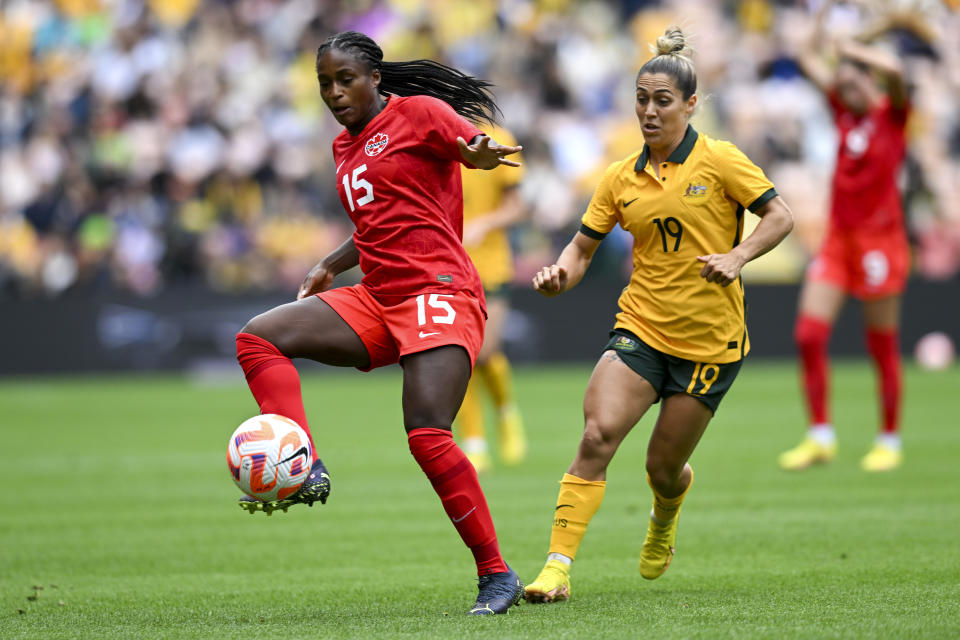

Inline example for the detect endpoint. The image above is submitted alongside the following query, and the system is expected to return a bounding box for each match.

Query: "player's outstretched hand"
[458,135,522,170]
[298,262,335,300]
[697,252,746,287]
[533,264,568,297]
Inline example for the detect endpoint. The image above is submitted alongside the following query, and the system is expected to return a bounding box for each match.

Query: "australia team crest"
[684,182,708,201]
[365,132,389,156]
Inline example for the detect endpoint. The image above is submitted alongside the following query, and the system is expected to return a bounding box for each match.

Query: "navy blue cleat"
[468,566,524,615]
[239,458,331,516]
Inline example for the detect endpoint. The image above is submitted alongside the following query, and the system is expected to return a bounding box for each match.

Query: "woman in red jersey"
[233,31,524,614]
[781,23,910,472]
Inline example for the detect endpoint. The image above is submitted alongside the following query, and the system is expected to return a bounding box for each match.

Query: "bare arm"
[298,236,360,299]
[836,39,907,110]
[462,186,526,247]
[697,196,794,287]
[794,1,834,94]
[532,231,602,297]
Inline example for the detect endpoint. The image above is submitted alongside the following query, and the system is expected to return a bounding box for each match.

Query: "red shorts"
[807,229,909,299]
[317,285,485,371]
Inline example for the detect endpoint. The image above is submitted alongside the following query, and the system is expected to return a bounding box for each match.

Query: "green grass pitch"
[2,360,958,639]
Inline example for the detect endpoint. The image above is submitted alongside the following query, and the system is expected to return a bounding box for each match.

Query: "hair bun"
[654,27,688,57]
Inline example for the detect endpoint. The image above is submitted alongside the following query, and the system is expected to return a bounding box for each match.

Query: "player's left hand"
[457,135,522,170]
[697,252,746,287]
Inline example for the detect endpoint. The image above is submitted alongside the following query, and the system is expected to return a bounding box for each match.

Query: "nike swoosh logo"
[622,197,638,207]
[336,160,346,175]
[452,506,477,523]
[276,446,309,466]
[555,504,575,511]
[418,331,440,338]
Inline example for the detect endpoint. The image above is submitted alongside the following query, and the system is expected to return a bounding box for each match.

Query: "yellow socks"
[648,467,693,523]
[456,376,485,441]
[548,473,606,560]
[479,352,513,410]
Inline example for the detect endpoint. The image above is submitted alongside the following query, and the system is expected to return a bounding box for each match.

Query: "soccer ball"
[914,332,955,371]
[227,414,313,502]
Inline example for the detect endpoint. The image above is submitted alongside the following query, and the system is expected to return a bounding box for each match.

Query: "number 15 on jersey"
[342,164,374,212]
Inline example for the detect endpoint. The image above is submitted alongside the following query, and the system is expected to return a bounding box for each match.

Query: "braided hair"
[316,31,501,124]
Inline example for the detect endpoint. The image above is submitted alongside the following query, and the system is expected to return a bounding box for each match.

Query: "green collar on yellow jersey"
[634,125,699,173]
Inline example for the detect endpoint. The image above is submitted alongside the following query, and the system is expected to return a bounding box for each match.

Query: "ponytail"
[317,31,500,123]
[638,26,698,100]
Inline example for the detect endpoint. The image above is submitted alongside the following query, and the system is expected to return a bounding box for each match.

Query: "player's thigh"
[477,295,508,362]
[798,277,846,323]
[400,345,472,431]
[647,393,714,473]
[580,351,659,454]
[242,296,369,367]
[863,295,901,330]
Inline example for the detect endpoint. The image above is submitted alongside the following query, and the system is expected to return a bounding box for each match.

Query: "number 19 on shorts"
[686,362,719,395]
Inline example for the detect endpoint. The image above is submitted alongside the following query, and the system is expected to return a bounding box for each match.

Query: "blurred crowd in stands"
[2,0,959,298]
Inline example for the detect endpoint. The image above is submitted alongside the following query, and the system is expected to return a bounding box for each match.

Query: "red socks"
[236,332,315,451]
[866,328,901,434]
[795,315,832,425]
[407,428,508,576]
[795,317,901,434]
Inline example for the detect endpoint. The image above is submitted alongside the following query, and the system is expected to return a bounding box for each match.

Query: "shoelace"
[646,517,672,544]
[476,573,517,600]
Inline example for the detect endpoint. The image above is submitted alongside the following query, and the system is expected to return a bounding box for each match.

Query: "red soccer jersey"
[331,95,485,306]
[827,91,909,234]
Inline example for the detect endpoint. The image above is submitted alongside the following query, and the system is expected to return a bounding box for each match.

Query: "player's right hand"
[298,262,335,300]
[532,264,568,297]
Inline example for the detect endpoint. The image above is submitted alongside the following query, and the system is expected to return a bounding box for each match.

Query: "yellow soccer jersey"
[581,126,777,363]
[461,126,524,289]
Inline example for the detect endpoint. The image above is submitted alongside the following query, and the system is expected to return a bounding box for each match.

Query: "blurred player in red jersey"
[233,31,524,614]
[781,15,910,472]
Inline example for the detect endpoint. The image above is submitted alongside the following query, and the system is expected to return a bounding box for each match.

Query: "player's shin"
[548,473,606,561]
[236,332,315,451]
[457,379,490,472]
[866,328,901,435]
[479,352,514,410]
[407,427,508,575]
[648,467,692,524]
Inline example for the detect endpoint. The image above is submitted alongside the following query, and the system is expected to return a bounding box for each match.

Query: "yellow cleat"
[860,443,902,472]
[524,560,571,603]
[466,450,492,474]
[639,511,680,580]
[778,437,837,471]
[497,407,527,466]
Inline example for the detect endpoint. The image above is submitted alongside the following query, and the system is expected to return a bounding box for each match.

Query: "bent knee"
[241,310,292,352]
[579,421,618,458]
[645,457,685,487]
[794,317,830,348]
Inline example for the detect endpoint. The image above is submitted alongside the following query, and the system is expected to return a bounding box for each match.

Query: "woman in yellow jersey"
[524,27,794,602]
[456,125,528,473]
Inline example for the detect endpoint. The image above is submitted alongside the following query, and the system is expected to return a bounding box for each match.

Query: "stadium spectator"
[523,26,793,602]
[234,31,525,615]
[0,1,957,300]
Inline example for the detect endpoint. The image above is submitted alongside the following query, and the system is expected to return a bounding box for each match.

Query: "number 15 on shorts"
[416,294,457,327]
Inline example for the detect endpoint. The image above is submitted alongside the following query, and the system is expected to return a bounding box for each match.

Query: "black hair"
[637,27,697,100]
[317,31,500,124]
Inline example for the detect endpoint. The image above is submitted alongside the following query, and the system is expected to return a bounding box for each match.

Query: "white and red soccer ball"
[227,414,313,502]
